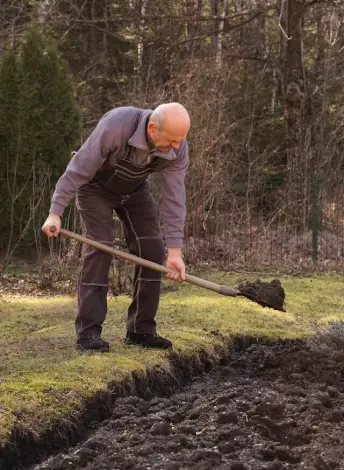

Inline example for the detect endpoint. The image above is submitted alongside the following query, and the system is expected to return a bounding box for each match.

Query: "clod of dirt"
[251,402,285,418]
[313,456,332,470]
[150,422,172,435]
[229,461,248,470]
[238,279,286,312]
[217,411,239,424]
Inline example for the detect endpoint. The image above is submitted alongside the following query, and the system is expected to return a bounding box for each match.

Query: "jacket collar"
[128,109,176,160]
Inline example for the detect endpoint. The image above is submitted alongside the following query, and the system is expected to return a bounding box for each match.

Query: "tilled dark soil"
[30,335,344,470]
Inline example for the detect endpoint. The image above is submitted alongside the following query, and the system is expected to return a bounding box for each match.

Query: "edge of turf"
[0,333,287,470]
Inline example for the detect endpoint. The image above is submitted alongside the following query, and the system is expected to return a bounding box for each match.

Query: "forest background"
[1,0,344,279]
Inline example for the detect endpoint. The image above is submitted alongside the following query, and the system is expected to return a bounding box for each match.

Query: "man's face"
[148,122,189,152]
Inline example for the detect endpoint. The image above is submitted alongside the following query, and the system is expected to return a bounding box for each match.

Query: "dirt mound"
[30,329,344,470]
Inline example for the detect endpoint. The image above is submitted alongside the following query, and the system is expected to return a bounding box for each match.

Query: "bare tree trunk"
[283,0,309,227]
[211,0,228,69]
[186,0,203,57]
[37,0,51,32]
[216,0,228,69]
[137,0,149,71]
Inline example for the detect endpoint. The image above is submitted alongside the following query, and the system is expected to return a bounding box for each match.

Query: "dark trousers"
[75,182,165,339]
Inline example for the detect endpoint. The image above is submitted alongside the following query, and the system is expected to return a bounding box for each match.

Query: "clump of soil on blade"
[238,279,286,311]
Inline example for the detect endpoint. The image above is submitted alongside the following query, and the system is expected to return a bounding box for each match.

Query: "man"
[42,103,190,352]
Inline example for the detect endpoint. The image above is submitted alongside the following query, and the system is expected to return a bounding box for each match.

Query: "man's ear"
[148,121,157,133]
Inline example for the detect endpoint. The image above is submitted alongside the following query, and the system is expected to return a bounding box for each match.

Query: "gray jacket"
[50,106,189,248]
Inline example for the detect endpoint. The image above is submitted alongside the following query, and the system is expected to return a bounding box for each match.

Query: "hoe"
[50,226,286,312]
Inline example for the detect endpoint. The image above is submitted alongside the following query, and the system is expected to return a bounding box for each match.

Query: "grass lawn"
[1,270,344,448]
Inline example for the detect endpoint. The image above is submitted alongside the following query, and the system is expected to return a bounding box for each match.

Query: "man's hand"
[41,213,61,237]
[166,247,186,282]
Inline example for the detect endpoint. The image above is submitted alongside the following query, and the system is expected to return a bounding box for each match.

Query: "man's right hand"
[41,213,61,237]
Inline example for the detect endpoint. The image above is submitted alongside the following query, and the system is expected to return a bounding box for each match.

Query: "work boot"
[76,334,110,352]
[124,332,172,350]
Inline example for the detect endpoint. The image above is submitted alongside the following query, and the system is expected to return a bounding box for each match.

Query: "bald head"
[150,103,190,132]
[147,102,190,152]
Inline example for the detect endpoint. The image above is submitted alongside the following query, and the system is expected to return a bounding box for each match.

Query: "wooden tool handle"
[50,226,239,297]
